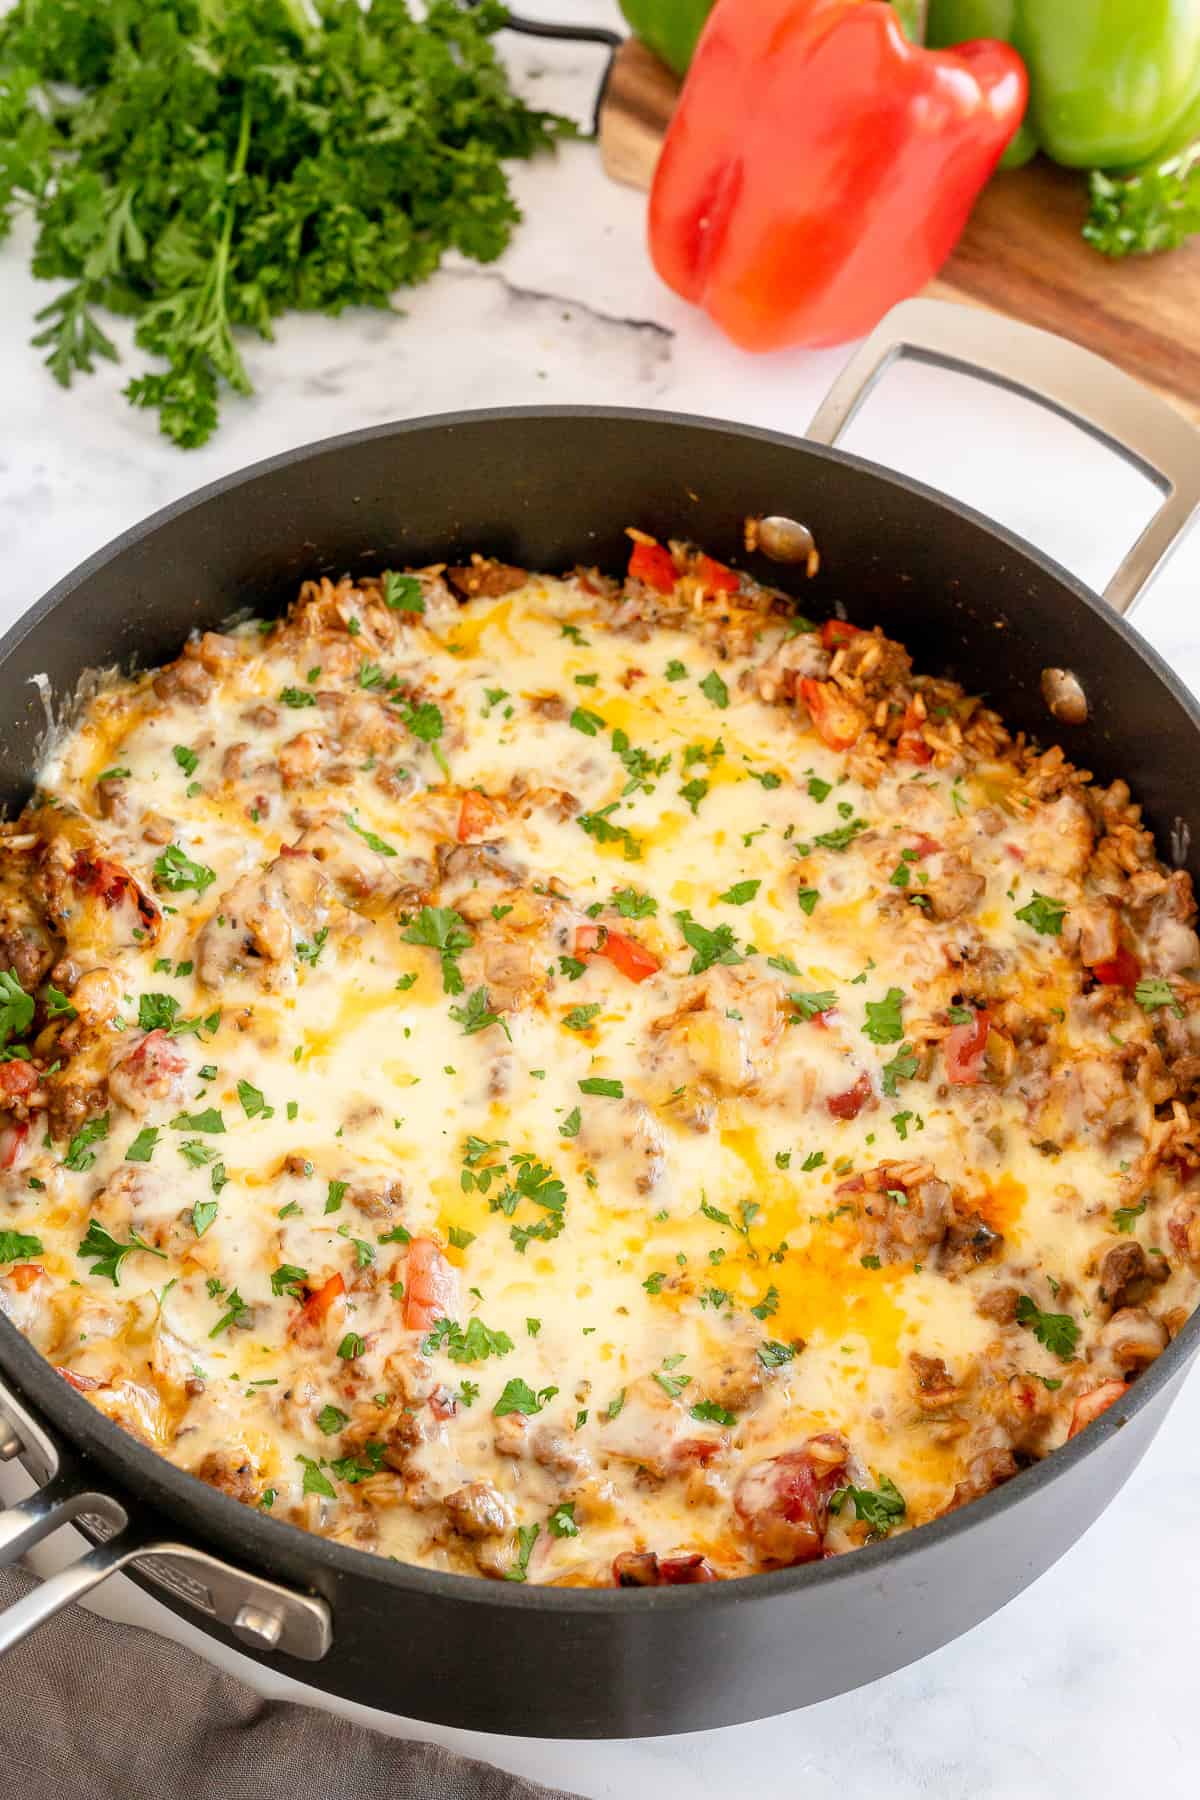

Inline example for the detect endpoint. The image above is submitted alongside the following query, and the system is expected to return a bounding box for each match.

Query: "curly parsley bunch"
[0,0,570,446]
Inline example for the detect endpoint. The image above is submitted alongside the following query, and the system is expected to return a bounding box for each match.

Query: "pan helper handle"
[808,299,1200,618]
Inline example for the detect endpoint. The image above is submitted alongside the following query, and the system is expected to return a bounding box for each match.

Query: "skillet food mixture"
[2,533,1199,1588]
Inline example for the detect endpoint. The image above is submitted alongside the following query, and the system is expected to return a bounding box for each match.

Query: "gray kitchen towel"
[0,1566,583,1800]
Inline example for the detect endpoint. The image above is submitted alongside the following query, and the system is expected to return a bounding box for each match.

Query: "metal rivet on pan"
[232,1602,285,1651]
[745,515,820,577]
[1041,667,1088,725]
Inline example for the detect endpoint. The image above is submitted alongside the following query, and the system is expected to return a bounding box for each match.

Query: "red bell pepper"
[944,1007,990,1083]
[648,0,1027,350]
[628,538,677,594]
[1092,945,1141,988]
[575,922,661,984]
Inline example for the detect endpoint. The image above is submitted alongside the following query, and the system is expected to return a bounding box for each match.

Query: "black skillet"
[1,299,1198,1736]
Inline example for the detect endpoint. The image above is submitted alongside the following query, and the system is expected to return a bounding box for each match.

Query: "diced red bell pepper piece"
[403,1237,459,1333]
[0,1061,38,1102]
[1068,1380,1126,1439]
[827,1072,873,1120]
[574,923,660,984]
[298,1272,345,1328]
[8,1263,43,1291]
[799,678,865,752]
[71,851,160,933]
[628,539,677,595]
[695,554,739,594]
[944,1008,991,1085]
[457,790,499,843]
[1092,946,1141,988]
[648,0,1027,350]
[820,619,861,652]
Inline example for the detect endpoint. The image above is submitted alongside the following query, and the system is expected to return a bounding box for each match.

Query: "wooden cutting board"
[599,37,1200,421]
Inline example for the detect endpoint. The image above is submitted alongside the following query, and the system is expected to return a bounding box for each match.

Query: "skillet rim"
[2,400,1198,1619]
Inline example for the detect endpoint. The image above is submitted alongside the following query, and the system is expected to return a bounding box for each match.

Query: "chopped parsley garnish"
[153,845,216,894]
[170,1107,225,1133]
[789,989,836,1020]
[392,695,449,776]
[807,776,832,802]
[504,1522,540,1583]
[1134,977,1184,1018]
[750,1285,779,1320]
[192,1199,218,1236]
[0,1229,44,1263]
[0,970,35,1048]
[401,905,472,995]
[64,1113,110,1172]
[719,879,760,906]
[862,988,905,1045]
[654,1366,692,1401]
[1015,1294,1080,1360]
[579,1077,624,1098]
[382,572,424,613]
[612,728,670,796]
[344,811,397,857]
[317,1404,349,1436]
[270,1264,308,1299]
[325,1179,348,1214]
[679,778,709,815]
[569,706,604,736]
[97,766,131,782]
[449,987,510,1039]
[563,1003,602,1032]
[748,768,782,789]
[137,993,179,1032]
[1112,1198,1147,1234]
[548,1502,579,1538]
[578,804,642,861]
[297,928,329,967]
[237,1078,273,1119]
[1014,891,1067,936]
[675,911,744,974]
[881,1043,919,1097]
[812,819,866,853]
[643,1271,667,1294]
[78,1218,166,1286]
[796,887,820,915]
[610,886,657,920]
[493,1377,551,1418]
[757,1339,797,1368]
[665,659,688,681]
[830,1474,906,1536]
[209,1287,250,1336]
[690,1399,736,1427]
[298,1456,336,1499]
[279,686,318,708]
[559,1106,582,1138]
[125,1125,159,1164]
[44,985,77,1020]
[337,1332,366,1361]
[447,1225,476,1250]
[172,744,199,777]
[699,669,729,709]
[801,1150,825,1171]
[423,1316,513,1364]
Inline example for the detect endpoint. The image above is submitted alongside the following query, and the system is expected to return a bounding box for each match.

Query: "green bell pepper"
[620,0,926,78]
[928,0,1200,170]
[617,0,715,77]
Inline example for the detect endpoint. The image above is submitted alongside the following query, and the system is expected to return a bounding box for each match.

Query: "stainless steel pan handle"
[0,1371,331,1661]
[808,298,1200,618]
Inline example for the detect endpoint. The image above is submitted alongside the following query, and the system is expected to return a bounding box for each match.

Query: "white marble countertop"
[3,4,1200,1794]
